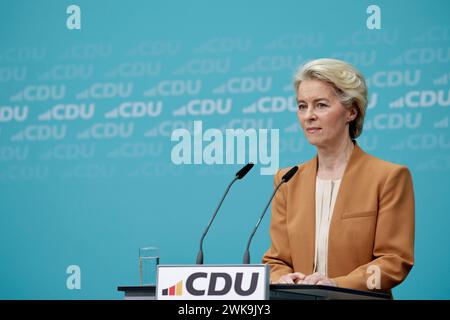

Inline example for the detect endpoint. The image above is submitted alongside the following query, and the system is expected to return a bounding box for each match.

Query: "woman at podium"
[262,58,415,294]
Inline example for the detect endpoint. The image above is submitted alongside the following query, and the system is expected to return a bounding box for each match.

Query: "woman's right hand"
[275,272,306,284]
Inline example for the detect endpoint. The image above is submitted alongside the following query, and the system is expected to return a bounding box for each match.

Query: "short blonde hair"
[293,58,368,140]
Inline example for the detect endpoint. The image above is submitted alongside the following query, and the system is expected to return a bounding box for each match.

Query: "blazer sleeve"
[332,165,415,291]
[262,169,294,282]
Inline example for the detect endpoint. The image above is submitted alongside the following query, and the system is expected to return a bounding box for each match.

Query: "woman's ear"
[347,107,358,123]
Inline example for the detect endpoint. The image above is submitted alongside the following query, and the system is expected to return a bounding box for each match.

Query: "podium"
[117,284,391,300]
[268,284,391,300]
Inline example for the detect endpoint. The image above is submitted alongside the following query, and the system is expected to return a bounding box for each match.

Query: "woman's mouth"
[306,127,321,133]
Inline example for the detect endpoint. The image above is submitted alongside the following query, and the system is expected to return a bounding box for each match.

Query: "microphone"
[196,162,254,264]
[242,165,299,264]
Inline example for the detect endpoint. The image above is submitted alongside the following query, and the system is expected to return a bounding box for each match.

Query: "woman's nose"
[304,107,317,120]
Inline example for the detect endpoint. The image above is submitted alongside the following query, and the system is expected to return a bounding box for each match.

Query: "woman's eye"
[317,103,328,108]
[298,104,307,111]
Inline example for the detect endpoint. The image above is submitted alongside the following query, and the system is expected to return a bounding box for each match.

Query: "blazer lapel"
[288,155,318,275]
[327,143,365,276]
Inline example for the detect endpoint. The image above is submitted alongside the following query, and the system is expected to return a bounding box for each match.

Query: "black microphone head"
[235,162,254,179]
[282,166,298,183]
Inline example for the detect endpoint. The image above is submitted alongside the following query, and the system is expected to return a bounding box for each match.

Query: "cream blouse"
[314,176,342,276]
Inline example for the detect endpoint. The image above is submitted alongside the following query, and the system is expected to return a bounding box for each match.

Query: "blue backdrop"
[1,0,449,299]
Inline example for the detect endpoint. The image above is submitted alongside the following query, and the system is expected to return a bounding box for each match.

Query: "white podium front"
[156,264,269,300]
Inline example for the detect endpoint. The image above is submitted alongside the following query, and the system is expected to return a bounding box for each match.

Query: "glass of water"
[139,246,160,286]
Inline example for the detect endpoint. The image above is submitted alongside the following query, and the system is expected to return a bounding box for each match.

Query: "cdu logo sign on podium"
[156,265,269,300]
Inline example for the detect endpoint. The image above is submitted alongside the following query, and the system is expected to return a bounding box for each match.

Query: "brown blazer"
[262,143,415,292]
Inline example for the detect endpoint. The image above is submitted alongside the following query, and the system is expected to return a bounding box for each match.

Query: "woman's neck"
[316,138,355,180]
